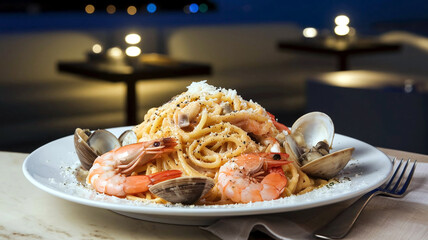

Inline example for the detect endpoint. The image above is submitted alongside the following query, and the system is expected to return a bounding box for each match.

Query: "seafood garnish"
[71,82,356,205]
[150,176,215,205]
[284,112,354,179]
[86,138,181,197]
[217,153,291,203]
[74,128,138,170]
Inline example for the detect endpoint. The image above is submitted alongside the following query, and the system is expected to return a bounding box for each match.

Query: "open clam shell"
[74,128,98,170]
[284,112,335,167]
[300,147,354,179]
[118,130,138,146]
[74,128,121,170]
[283,112,354,179]
[87,130,121,156]
[291,112,334,150]
[149,176,215,205]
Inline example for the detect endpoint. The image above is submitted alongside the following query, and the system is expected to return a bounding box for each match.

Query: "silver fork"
[314,158,417,239]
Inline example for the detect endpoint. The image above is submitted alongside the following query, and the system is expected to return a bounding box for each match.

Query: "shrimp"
[87,137,182,197]
[230,118,272,136]
[217,153,291,203]
[229,112,290,146]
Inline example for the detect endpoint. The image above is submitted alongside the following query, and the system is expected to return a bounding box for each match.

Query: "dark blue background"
[1,0,427,35]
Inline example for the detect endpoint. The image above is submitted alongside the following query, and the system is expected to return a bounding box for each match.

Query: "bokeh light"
[199,3,208,13]
[125,33,141,45]
[127,6,137,15]
[106,5,116,14]
[189,3,199,13]
[183,5,190,14]
[303,27,318,38]
[107,47,123,58]
[334,25,350,36]
[85,4,95,14]
[147,3,157,13]
[92,44,102,54]
[335,15,350,26]
[126,46,141,57]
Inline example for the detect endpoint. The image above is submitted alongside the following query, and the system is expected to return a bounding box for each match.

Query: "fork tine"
[384,158,402,189]
[390,159,410,192]
[396,160,417,195]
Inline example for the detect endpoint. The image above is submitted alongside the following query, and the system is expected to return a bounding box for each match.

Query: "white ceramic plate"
[23,126,393,226]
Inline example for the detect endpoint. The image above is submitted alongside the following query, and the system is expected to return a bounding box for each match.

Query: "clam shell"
[291,112,334,149]
[300,147,354,179]
[118,130,138,146]
[149,177,215,205]
[74,128,98,170]
[87,129,121,156]
[283,135,300,163]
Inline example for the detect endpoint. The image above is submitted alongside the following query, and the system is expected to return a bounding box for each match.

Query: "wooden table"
[58,54,211,125]
[278,39,401,71]
[4,148,428,239]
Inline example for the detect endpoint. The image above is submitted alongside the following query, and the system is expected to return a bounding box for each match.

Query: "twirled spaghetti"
[131,81,326,204]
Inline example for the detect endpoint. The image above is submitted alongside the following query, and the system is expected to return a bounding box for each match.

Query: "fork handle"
[314,191,380,239]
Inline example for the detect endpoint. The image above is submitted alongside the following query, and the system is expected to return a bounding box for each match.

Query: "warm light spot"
[335,15,350,26]
[106,5,116,14]
[107,47,123,58]
[303,27,318,38]
[127,6,137,15]
[92,44,102,53]
[329,74,356,87]
[334,25,350,36]
[85,4,95,14]
[126,46,141,57]
[125,33,141,44]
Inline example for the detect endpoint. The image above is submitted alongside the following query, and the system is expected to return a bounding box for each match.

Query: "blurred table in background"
[306,70,428,154]
[278,39,401,70]
[58,54,211,125]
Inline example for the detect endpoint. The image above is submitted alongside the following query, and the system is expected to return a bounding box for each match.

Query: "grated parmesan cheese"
[51,156,366,210]
[186,80,238,100]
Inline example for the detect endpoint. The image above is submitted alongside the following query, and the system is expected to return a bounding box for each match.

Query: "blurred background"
[1,0,427,154]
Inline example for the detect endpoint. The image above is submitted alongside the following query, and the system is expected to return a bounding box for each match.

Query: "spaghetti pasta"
[130,81,326,204]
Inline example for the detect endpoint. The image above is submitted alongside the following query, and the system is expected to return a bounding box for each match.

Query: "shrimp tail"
[149,170,182,184]
[124,170,182,194]
[267,112,291,134]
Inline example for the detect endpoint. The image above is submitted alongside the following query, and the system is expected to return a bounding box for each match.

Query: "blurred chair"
[306,70,428,154]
